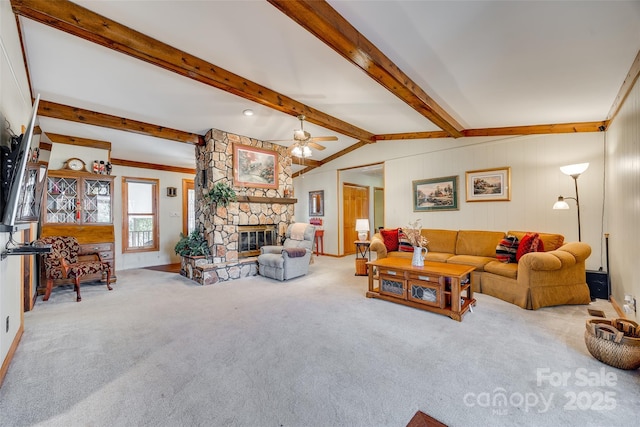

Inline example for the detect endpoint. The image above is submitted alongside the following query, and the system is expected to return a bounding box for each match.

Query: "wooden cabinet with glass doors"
[39,169,117,295]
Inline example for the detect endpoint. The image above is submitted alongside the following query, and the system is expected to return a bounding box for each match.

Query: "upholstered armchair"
[258,223,316,281]
[36,236,112,302]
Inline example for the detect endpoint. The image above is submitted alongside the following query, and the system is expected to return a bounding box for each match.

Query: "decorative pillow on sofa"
[515,232,544,262]
[379,228,400,252]
[397,229,414,252]
[496,235,519,263]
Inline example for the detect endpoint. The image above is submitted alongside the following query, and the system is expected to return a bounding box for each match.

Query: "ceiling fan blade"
[310,136,338,142]
[308,141,326,151]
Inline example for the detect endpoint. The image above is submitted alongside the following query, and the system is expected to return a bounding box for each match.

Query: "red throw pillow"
[398,229,414,252]
[516,232,544,262]
[380,228,400,252]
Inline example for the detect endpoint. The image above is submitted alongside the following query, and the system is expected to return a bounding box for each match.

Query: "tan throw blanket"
[284,247,307,258]
[290,223,307,240]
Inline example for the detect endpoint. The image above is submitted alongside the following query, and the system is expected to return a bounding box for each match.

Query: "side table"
[354,240,370,276]
[314,229,324,256]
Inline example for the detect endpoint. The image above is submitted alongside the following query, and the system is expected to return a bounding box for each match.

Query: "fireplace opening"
[238,225,277,257]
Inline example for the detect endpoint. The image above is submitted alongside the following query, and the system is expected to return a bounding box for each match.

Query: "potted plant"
[206,181,237,207]
[174,230,210,257]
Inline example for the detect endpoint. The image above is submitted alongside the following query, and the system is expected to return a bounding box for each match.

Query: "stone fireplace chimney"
[190,129,296,284]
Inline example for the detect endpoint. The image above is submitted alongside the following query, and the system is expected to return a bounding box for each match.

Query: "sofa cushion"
[508,230,564,251]
[496,235,519,263]
[425,252,455,263]
[455,230,506,257]
[397,229,414,252]
[485,260,518,279]
[380,228,400,252]
[422,229,458,253]
[447,254,497,271]
[516,232,544,262]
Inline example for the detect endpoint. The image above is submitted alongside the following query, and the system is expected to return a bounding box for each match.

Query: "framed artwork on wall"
[309,190,324,216]
[413,175,458,212]
[233,144,279,189]
[465,167,511,202]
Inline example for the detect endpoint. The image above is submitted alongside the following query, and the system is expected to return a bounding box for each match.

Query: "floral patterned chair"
[36,236,112,302]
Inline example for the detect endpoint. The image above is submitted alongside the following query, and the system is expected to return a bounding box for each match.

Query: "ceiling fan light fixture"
[303,146,312,157]
[291,146,302,157]
[294,129,310,141]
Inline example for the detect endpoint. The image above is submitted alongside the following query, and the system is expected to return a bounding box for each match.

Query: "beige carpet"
[1,255,638,427]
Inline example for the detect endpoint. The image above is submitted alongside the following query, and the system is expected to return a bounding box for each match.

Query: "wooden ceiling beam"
[110,158,195,175]
[462,121,608,137]
[268,0,464,138]
[607,49,640,122]
[37,100,203,145]
[290,157,322,169]
[12,0,374,143]
[46,133,112,150]
[373,131,450,141]
[372,121,608,141]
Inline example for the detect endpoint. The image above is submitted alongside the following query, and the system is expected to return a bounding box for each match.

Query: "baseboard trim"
[0,324,24,388]
[610,296,627,319]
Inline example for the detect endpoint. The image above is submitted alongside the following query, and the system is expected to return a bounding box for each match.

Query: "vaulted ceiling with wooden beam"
[10,0,640,173]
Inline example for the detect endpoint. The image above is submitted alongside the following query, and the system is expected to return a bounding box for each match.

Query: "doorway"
[182,179,195,235]
[374,186,385,232]
[343,183,369,255]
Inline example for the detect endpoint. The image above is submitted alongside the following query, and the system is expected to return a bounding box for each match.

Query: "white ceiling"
[17,1,640,171]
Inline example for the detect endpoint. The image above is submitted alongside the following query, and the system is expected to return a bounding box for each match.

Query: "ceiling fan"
[268,115,338,157]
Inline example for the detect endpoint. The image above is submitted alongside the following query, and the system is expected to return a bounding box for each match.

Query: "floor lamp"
[553,162,589,241]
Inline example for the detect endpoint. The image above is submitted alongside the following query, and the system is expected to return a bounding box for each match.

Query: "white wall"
[606,77,640,322]
[112,165,194,270]
[296,132,607,271]
[0,0,35,371]
[293,168,338,253]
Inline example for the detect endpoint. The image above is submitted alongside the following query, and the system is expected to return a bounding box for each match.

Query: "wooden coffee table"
[367,257,476,321]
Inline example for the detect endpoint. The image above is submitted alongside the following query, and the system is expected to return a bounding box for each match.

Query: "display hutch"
[38,161,116,295]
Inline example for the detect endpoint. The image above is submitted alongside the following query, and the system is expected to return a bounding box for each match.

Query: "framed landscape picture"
[413,175,458,212]
[233,144,279,189]
[465,167,511,202]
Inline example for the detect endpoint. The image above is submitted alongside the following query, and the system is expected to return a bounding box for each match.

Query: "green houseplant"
[174,230,210,257]
[206,181,237,207]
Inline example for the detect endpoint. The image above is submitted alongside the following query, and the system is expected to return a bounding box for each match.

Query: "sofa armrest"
[369,233,387,259]
[518,242,591,271]
[516,242,592,309]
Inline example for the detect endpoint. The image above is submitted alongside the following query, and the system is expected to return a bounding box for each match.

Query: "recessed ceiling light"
[243,109,254,116]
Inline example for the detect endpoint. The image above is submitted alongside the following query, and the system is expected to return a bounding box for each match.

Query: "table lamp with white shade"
[355,219,370,241]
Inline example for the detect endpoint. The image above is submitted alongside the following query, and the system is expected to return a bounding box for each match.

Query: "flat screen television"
[1,94,40,229]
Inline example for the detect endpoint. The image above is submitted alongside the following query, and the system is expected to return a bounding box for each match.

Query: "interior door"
[343,183,369,255]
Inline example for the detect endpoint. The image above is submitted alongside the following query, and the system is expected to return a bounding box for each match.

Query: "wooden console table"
[366,257,475,321]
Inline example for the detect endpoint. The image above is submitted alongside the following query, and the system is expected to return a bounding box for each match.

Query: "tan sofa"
[369,229,592,310]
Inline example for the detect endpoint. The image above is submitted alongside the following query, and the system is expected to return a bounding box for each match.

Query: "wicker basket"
[584,318,640,370]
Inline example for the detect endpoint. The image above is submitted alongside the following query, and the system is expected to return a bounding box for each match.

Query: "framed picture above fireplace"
[233,144,279,189]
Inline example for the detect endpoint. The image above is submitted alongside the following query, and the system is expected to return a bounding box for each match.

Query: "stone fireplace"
[187,129,295,285]
[238,225,278,257]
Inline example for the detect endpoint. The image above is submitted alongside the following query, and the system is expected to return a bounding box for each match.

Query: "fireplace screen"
[238,225,277,257]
